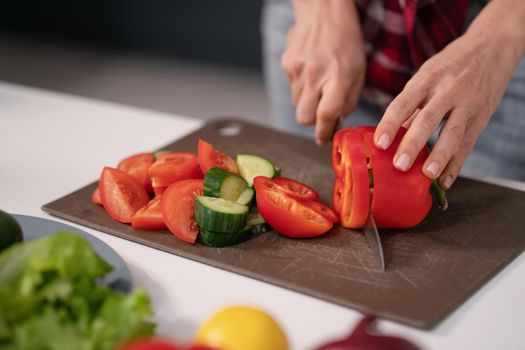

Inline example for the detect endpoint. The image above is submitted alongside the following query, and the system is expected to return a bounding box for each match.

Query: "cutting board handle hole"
[216,122,242,137]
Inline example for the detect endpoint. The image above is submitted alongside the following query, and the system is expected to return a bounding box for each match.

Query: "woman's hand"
[374,0,525,189]
[282,0,366,145]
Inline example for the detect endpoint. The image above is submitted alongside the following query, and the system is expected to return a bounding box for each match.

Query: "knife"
[363,214,386,271]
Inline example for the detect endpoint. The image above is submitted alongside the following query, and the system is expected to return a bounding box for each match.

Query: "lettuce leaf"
[0,231,155,349]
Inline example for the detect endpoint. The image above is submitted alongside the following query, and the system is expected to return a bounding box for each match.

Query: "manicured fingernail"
[395,153,411,171]
[443,175,453,189]
[426,161,440,177]
[377,133,390,150]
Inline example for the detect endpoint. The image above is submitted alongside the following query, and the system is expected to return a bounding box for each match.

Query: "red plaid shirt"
[355,0,468,110]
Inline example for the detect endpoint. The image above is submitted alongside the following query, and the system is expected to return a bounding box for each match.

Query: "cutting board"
[42,118,525,329]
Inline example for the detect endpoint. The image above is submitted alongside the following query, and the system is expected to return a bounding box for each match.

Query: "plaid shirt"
[355,0,468,110]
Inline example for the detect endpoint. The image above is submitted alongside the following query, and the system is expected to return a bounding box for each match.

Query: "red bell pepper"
[332,126,435,229]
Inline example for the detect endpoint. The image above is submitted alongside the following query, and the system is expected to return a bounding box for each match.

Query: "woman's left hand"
[374,0,525,189]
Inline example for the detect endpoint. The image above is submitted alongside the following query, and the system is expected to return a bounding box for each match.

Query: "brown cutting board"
[42,118,525,329]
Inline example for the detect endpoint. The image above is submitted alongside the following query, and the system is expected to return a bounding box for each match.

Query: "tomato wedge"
[91,186,102,205]
[271,177,319,201]
[304,200,339,223]
[99,167,150,223]
[254,176,333,238]
[198,139,239,174]
[161,179,204,244]
[118,152,154,192]
[131,196,166,230]
[149,152,202,188]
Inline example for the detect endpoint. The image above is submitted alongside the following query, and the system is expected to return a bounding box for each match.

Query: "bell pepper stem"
[431,179,448,211]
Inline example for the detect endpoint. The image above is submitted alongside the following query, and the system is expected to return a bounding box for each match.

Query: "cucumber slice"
[194,196,248,232]
[236,188,255,206]
[236,154,278,186]
[247,211,266,226]
[247,212,272,234]
[204,167,248,201]
[199,226,253,247]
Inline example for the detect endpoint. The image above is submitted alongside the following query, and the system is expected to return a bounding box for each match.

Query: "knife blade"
[363,214,385,271]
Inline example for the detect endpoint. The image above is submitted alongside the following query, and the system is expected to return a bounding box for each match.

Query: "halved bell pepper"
[332,126,434,229]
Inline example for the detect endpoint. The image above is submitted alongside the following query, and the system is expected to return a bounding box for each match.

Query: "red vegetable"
[131,196,166,230]
[315,316,421,350]
[118,152,155,193]
[271,177,319,201]
[149,152,203,188]
[332,126,433,229]
[91,186,102,205]
[161,179,204,244]
[198,139,239,175]
[332,129,370,228]
[99,167,150,223]
[254,176,333,238]
[120,339,217,350]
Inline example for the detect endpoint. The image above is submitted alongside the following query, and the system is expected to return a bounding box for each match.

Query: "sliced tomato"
[118,152,154,192]
[149,152,203,188]
[254,176,333,238]
[198,139,239,175]
[99,167,150,223]
[131,196,166,230]
[161,179,204,244]
[271,177,319,201]
[304,200,339,223]
[91,186,102,205]
[153,185,168,196]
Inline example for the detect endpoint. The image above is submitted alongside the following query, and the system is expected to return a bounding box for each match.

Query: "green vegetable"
[0,231,154,350]
[204,167,248,201]
[236,188,255,206]
[194,196,248,233]
[0,210,23,252]
[236,154,278,187]
[198,226,254,247]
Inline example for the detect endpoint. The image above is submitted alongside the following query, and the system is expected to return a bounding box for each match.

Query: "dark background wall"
[0,0,263,69]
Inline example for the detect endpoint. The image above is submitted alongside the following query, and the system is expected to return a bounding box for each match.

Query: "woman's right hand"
[281,0,366,145]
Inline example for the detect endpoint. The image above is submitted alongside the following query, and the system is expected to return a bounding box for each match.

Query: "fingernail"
[443,175,453,189]
[377,133,390,150]
[426,161,440,177]
[395,153,411,171]
[315,138,325,146]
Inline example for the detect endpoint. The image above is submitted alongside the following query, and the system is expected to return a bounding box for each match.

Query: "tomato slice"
[131,196,166,230]
[161,179,204,244]
[304,200,339,223]
[332,128,370,229]
[91,186,102,205]
[254,176,332,238]
[198,139,239,175]
[149,152,203,188]
[118,152,154,192]
[271,177,319,201]
[99,167,150,223]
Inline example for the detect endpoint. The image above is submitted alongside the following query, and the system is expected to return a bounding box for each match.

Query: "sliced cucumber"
[247,211,272,234]
[194,196,248,232]
[199,226,253,247]
[204,167,248,201]
[236,154,278,186]
[236,188,255,206]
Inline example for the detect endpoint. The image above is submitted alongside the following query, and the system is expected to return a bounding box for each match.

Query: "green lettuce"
[0,231,155,350]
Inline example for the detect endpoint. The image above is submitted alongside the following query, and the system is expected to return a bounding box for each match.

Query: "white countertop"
[1,81,523,350]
